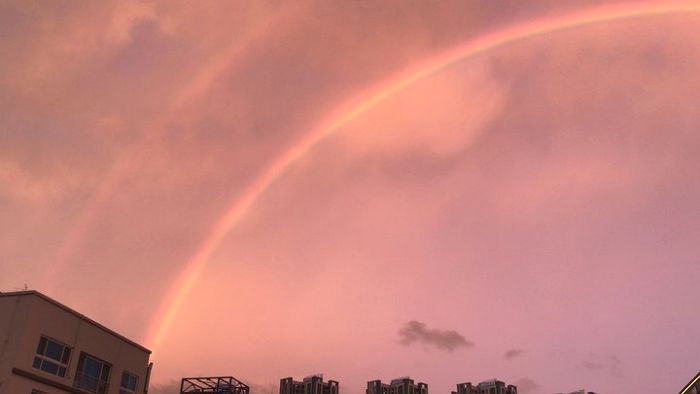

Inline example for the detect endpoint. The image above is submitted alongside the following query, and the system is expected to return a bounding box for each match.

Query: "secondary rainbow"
[42,5,299,292]
[144,1,700,352]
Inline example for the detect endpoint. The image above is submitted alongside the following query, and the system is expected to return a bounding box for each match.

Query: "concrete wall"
[0,294,28,393]
[0,292,151,394]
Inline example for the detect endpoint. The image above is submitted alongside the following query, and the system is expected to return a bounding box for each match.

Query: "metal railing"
[180,376,250,394]
[74,371,109,394]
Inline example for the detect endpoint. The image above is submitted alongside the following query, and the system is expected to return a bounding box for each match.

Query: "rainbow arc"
[144,1,700,353]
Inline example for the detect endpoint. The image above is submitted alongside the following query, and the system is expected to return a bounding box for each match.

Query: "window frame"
[73,352,112,394]
[32,335,72,378]
[119,370,139,394]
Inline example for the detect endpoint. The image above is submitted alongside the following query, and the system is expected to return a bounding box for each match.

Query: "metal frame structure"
[679,371,700,394]
[180,376,250,394]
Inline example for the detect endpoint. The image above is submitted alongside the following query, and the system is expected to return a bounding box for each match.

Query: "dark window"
[119,371,139,394]
[33,336,71,378]
[74,352,111,394]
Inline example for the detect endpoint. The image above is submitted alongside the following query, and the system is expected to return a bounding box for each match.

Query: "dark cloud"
[504,349,524,359]
[514,377,539,394]
[582,354,623,378]
[398,320,473,352]
[581,360,604,370]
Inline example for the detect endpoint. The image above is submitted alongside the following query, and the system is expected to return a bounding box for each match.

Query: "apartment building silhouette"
[280,374,339,394]
[452,379,517,394]
[367,376,428,394]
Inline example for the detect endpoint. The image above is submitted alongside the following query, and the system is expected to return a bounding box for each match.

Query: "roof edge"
[0,290,151,354]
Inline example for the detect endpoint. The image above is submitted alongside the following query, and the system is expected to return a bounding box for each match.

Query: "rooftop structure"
[180,376,250,394]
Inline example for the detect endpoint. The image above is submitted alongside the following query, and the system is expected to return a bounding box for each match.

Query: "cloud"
[397,320,473,352]
[3,3,700,393]
[581,360,603,371]
[0,158,79,202]
[514,377,539,394]
[248,382,278,394]
[337,59,507,159]
[148,380,180,394]
[581,354,623,378]
[504,349,524,359]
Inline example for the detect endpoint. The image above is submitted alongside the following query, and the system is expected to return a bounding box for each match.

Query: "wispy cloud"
[148,380,180,394]
[398,320,473,352]
[582,354,623,377]
[515,377,539,394]
[504,349,524,359]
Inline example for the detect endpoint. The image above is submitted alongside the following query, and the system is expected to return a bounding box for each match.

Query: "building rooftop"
[0,290,151,354]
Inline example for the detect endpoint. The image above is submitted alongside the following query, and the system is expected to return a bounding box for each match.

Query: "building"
[366,377,428,394]
[0,291,152,394]
[451,379,517,394]
[280,374,338,394]
[452,382,477,394]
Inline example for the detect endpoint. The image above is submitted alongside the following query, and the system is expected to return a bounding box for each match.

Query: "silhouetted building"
[280,374,339,394]
[367,377,428,394]
[451,379,516,394]
[181,376,250,394]
[0,290,152,394]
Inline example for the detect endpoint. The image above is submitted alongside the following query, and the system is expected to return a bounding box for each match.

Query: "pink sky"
[2,1,699,393]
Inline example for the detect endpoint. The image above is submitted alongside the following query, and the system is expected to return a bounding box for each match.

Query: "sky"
[1,1,700,393]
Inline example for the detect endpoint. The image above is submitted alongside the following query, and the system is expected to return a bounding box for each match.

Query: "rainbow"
[42,4,300,293]
[145,1,700,352]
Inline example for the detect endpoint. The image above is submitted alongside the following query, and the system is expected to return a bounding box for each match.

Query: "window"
[74,353,111,394]
[119,371,138,394]
[33,336,71,377]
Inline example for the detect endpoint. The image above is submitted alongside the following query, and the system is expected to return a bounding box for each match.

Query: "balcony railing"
[74,371,109,394]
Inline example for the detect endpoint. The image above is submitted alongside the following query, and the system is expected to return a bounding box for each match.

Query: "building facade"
[366,377,428,394]
[280,375,338,394]
[0,291,152,394]
[452,379,517,394]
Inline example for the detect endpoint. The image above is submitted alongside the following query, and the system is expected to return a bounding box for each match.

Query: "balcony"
[74,371,109,394]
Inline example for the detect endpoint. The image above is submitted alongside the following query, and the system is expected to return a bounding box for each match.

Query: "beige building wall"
[0,291,152,394]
